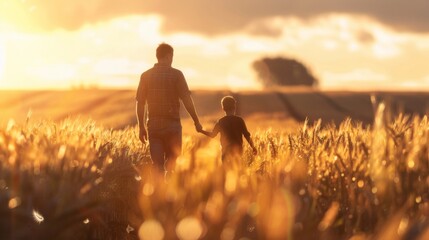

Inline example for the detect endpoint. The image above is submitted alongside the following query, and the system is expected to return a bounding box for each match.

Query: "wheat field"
[1,103,429,240]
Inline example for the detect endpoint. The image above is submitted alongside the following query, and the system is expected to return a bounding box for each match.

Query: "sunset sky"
[0,0,428,90]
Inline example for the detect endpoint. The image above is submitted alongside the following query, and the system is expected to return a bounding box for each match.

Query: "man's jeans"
[148,126,182,173]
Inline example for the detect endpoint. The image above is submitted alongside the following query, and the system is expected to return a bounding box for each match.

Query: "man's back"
[136,63,190,130]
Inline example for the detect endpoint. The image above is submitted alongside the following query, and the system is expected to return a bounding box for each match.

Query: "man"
[136,43,202,175]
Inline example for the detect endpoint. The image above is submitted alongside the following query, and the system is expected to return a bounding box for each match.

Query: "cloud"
[2,13,429,90]
[1,0,428,35]
[355,30,375,44]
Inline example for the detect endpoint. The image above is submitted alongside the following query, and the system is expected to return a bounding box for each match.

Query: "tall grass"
[1,106,429,239]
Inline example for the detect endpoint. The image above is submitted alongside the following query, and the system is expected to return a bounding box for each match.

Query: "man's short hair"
[156,43,173,60]
[221,96,236,111]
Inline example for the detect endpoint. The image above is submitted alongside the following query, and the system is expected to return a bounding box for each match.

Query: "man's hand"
[139,128,148,143]
[195,122,203,132]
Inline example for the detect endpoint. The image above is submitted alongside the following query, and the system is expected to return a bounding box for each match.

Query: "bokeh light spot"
[138,219,164,240]
[176,217,204,240]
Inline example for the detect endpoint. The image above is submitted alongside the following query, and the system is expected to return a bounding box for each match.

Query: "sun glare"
[137,15,164,45]
[0,40,5,82]
[0,10,428,90]
[0,1,37,31]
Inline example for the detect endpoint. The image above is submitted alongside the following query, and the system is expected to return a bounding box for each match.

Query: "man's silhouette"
[136,43,202,175]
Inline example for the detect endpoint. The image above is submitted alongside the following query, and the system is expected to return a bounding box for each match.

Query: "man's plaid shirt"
[136,63,191,131]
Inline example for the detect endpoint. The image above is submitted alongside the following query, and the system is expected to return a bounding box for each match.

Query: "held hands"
[195,121,203,133]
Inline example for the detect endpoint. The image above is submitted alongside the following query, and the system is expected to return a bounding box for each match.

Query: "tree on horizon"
[252,57,319,88]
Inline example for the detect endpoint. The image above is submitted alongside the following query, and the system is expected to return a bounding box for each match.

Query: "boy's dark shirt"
[213,115,250,155]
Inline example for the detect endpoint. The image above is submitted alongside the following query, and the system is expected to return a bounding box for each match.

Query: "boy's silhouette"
[198,96,257,163]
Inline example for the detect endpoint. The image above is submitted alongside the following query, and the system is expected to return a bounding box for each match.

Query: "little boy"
[198,96,257,162]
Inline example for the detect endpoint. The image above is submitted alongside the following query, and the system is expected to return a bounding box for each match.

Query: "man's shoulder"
[140,68,154,78]
[170,67,184,76]
[142,66,183,76]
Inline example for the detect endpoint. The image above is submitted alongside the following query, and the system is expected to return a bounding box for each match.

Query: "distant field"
[1,89,429,132]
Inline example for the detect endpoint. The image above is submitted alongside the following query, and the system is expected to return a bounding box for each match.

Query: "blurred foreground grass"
[1,105,429,239]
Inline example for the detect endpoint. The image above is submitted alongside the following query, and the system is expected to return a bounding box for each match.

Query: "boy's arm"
[242,119,257,154]
[244,134,255,147]
[245,135,258,155]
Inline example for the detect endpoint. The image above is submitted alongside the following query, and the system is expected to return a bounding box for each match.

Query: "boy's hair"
[156,43,173,60]
[221,96,236,111]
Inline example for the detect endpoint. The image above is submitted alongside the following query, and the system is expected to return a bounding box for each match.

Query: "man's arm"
[177,71,202,132]
[136,100,147,143]
[136,75,147,143]
[181,94,202,132]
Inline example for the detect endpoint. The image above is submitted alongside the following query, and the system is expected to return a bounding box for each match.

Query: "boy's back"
[198,95,257,162]
[214,115,250,157]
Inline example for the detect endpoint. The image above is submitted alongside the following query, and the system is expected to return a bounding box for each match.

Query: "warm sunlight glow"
[0,2,26,27]
[322,69,388,88]
[0,12,428,90]
[0,41,4,82]
[137,16,164,45]
[2,1,429,238]
[371,28,404,59]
